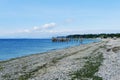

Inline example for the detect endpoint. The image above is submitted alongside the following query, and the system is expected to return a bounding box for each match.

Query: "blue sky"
[0,0,120,38]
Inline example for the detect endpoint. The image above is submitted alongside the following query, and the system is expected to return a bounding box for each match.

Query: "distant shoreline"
[0,38,105,80]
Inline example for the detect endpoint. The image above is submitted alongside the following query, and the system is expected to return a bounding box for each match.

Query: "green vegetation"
[18,73,31,80]
[0,65,3,71]
[22,65,27,70]
[18,46,92,80]
[18,64,47,80]
[66,33,120,38]
[2,73,11,79]
[71,52,103,80]
[52,46,91,64]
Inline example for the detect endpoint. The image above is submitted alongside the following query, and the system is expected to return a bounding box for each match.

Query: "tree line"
[66,33,120,38]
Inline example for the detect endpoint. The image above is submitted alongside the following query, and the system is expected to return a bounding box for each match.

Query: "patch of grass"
[70,52,103,80]
[99,45,106,49]
[0,65,3,71]
[18,73,31,80]
[18,64,47,80]
[18,46,92,80]
[2,73,11,79]
[93,76,102,80]
[52,46,92,64]
[22,65,28,70]
[51,54,68,64]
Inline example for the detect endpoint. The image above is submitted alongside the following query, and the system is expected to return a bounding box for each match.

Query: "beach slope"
[0,39,115,80]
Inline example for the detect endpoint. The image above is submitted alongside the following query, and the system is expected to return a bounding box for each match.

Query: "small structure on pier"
[52,37,70,42]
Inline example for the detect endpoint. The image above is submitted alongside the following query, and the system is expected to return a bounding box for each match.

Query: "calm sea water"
[0,39,100,60]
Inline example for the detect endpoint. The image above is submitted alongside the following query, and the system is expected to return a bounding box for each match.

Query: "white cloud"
[33,22,57,31]
[17,29,31,33]
[42,22,56,29]
[13,22,57,34]
[33,26,40,30]
[23,29,30,33]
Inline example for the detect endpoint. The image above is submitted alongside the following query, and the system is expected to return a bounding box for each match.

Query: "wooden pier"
[52,37,70,42]
[52,37,83,43]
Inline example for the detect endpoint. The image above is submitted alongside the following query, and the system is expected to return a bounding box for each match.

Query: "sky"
[0,0,120,38]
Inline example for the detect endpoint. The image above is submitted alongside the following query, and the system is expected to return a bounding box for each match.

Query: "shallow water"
[0,39,99,60]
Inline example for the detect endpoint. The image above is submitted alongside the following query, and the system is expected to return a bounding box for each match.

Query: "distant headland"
[52,33,120,42]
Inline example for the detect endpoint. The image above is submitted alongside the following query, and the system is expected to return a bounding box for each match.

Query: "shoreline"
[0,41,104,80]
[0,39,100,62]
[0,39,107,80]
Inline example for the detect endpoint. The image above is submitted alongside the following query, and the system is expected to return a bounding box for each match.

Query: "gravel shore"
[0,39,116,80]
[96,39,120,80]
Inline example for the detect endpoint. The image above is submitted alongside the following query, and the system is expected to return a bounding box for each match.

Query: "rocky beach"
[0,39,120,80]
